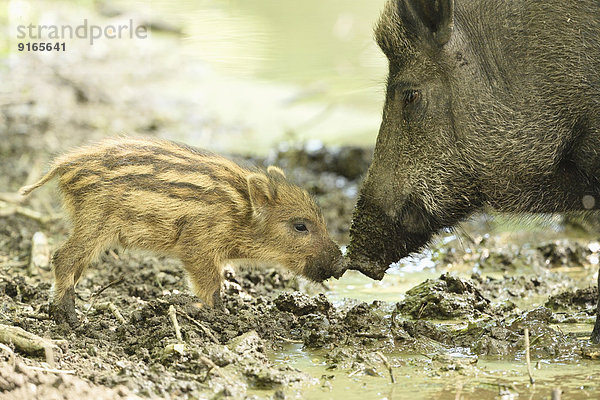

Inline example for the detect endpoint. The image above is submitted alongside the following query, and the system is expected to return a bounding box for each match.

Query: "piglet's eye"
[294,223,308,233]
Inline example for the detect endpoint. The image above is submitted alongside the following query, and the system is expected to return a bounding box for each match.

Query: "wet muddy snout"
[330,256,348,279]
[303,242,346,282]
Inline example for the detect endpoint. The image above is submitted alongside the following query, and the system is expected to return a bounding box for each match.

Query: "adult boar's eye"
[403,89,420,106]
[294,223,308,233]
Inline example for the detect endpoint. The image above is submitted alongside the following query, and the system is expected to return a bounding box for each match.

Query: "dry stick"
[92,275,125,299]
[85,276,125,317]
[108,249,120,261]
[22,312,50,321]
[0,260,28,269]
[44,342,55,368]
[108,303,126,324]
[96,302,126,324]
[524,328,535,384]
[199,356,230,384]
[356,332,389,339]
[177,310,220,344]
[0,343,15,368]
[0,324,56,355]
[0,200,60,223]
[168,305,183,342]
[274,335,303,344]
[16,206,61,223]
[0,192,24,203]
[376,351,396,384]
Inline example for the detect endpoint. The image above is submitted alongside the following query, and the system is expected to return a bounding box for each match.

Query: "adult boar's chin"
[346,195,437,280]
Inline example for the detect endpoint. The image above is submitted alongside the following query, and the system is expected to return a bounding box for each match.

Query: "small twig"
[44,342,55,368]
[0,199,61,223]
[92,276,125,299]
[199,355,230,383]
[199,355,219,370]
[0,192,23,204]
[86,276,125,316]
[23,365,75,374]
[376,351,396,384]
[0,324,56,355]
[348,369,361,377]
[17,207,59,223]
[96,302,126,324]
[108,303,126,324]
[524,328,535,384]
[274,335,303,344]
[177,311,220,344]
[168,305,182,342]
[0,343,15,367]
[22,312,51,321]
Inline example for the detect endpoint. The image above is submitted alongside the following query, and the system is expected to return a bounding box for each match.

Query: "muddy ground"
[2,4,600,400]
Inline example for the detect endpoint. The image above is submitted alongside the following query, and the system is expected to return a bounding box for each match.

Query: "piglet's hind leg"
[50,229,112,327]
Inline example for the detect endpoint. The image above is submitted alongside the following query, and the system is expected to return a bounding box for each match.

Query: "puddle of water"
[267,344,600,400]
[317,224,600,399]
[327,270,438,304]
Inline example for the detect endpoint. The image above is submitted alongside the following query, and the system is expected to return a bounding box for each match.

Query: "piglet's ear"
[267,165,286,180]
[247,174,275,210]
[399,0,454,46]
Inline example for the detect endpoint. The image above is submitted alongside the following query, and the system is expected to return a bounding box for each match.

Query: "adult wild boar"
[347,0,600,340]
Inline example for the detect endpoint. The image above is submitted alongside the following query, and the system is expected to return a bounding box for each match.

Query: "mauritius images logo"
[16,19,148,45]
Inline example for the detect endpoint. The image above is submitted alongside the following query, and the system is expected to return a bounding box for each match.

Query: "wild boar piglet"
[21,137,345,326]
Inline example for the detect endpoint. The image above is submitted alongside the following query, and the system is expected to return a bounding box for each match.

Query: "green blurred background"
[3,0,388,153]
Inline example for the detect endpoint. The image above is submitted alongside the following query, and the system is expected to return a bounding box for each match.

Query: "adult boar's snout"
[347,193,435,280]
[331,256,348,279]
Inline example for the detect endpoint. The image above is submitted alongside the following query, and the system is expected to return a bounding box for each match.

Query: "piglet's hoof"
[50,301,80,327]
[50,303,80,327]
[50,290,80,327]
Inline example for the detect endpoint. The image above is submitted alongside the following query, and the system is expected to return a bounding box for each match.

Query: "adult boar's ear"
[247,173,275,211]
[398,0,454,46]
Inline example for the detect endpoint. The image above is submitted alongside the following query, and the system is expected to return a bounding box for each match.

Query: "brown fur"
[21,137,344,325]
